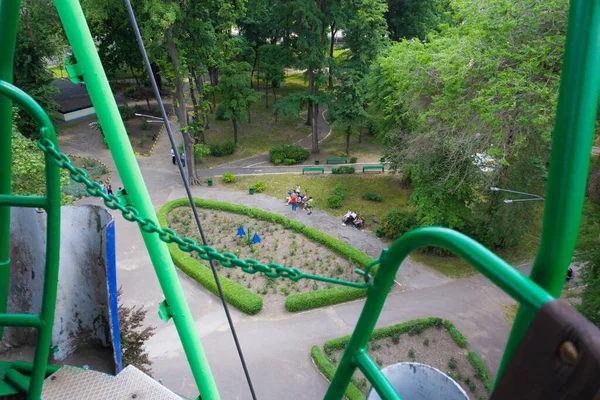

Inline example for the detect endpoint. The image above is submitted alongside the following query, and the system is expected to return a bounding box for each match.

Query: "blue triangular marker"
[252,233,261,244]
[236,226,246,237]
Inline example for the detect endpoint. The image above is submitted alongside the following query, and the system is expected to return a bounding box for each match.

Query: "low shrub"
[223,172,236,183]
[286,286,367,312]
[327,195,343,209]
[254,181,267,193]
[381,208,419,239]
[269,144,310,165]
[194,143,211,161]
[349,156,358,163]
[335,166,355,174]
[443,320,468,348]
[468,351,493,393]
[215,103,228,120]
[210,141,236,157]
[311,346,365,400]
[448,357,457,370]
[332,184,348,198]
[140,120,150,131]
[283,158,296,165]
[362,192,383,202]
[273,159,282,165]
[118,104,134,120]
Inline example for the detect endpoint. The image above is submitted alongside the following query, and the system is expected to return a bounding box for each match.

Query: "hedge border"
[316,317,493,396]
[311,345,365,400]
[158,198,374,314]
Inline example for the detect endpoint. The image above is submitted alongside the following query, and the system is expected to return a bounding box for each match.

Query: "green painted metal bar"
[324,227,553,400]
[354,350,401,400]
[0,80,62,400]
[0,0,21,342]
[497,0,600,384]
[5,369,31,393]
[0,314,42,328]
[12,360,61,376]
[0,195,47,208]
[52,2,220,398]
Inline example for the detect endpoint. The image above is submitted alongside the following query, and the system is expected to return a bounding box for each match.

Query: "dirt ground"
[167,208,364,311]
[123,118,162,154]
[327,326,489,399]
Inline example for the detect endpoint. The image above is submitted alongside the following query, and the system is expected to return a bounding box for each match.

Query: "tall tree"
[13,0,63,139]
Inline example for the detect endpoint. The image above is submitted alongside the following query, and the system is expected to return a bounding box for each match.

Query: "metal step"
[42,365,182,399]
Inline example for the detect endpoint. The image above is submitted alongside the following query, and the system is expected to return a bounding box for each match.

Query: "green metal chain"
[38,137,373,289]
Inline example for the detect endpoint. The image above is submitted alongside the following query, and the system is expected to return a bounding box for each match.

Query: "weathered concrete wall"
[5,205,117,367]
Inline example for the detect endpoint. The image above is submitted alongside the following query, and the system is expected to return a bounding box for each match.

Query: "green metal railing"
[0,80,62,399]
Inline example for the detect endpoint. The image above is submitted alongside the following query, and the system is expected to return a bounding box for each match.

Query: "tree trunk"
[190,67,206,142]
[273,86,277,104]
[587,159,600,199]
[151,62,162,92]
[166,26,200,185]
[130,65,151,111]
[232,118,238,144]
[359,125,362,143]
[312,101,319,154]
[250,52,258,88]
[306,66,314,126]
[329,24,336,88]
[247,109,251,124]
[346,125,351,154]
[265,80,269,108]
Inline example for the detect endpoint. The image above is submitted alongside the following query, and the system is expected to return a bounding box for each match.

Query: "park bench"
[326,157,348,164]
[363,165,385,173]
[302,167,324,175]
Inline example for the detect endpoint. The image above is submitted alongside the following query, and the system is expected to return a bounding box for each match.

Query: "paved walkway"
[57,119,520,399]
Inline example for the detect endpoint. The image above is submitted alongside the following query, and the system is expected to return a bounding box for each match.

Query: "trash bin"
[249,187,255,195]
[207,179,213,187]
[315,160,320,165]
[332,168,337,174]
[376,229,382,238]
[380,157,386,163]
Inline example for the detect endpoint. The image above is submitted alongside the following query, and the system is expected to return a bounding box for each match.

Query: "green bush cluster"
[381,208,419,239]
[362,192,383,202]
[334,166,355,174]
[194,143,211,161]
[349,156,358,163]
[118,104,134,120]
[210,141,236,157]
[327,195,343,209]
[140,119,151,131]
[311,346,365,400]
[269,144,310,165]
[159,198,373,314]
[215,103,228,120]
[286,287,367,312]
[468,351,493,393]
[223,172,236,183]
[443,320,468,348]
[253,181,267,193]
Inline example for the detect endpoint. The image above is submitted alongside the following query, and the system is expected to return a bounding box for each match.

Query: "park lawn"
[321,124,383,162]
[229,174,410,223]
[49,66,66,79]
[198,73,311,169]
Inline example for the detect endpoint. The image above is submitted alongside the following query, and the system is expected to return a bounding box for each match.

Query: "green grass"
[198,73,311,169]
[229,174,410,222]
[321,125,384,162]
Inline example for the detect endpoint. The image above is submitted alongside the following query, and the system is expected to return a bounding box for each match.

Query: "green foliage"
[423,338,430,346]
[362,192,383,202]
[575,200,600,328]
[335,166,356,174]
[210,141,236,157]
[118,288,156,375]
[327,195,343,209]
[215,103,228,120]
[194,143,211,161]
[118,104,134,120]
[253,181,267,193]
[349,156,358,164]
[443,320,467,348]
[223,172,236,183]
[381,208,419,239]
[332,184,348,199]
[159,198,374,313]
[448,357,457,370]
[269,145,310,164]
[391,333,400,344]
[140,120,151,131]
[283,158,296,166]
[467,351,493,393]
[311,346,365,400]
[216,62,264,121]
[408,347,415,358]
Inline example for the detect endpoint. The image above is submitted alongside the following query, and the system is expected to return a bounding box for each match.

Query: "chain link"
[38,138,373,289]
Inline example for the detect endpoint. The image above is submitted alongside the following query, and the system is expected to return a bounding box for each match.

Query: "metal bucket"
[366,362,468,400]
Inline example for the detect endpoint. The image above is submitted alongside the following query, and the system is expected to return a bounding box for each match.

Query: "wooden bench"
[302,167,325,175]
[326,157,348,164]
[363,165,385,173]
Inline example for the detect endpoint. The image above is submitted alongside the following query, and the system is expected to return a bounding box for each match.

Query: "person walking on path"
[106,183,113,195]
[171,148,176,165]
[291,193,297,211]
[99,181,106,194]
[181,152,186,168]
[306,197,313,215]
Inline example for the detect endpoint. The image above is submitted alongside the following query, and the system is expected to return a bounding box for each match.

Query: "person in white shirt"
[171,148,176,165]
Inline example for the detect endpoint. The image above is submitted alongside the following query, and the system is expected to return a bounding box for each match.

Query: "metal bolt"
[559,341,578,364]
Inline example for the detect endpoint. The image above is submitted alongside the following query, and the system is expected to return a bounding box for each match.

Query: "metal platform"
[41,365,182,399]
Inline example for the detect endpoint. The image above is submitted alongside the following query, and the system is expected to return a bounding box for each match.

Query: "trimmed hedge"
[159,198,374,314]
[269,144,310,165]
[311,346,365,400]
[210,141,236,156]
[468,351,493,393]
[158,200,263,314]
[443,320,468,348]
[286,286,367,312]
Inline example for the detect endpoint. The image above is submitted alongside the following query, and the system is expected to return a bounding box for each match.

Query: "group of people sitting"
[285,185,313,214]
[342,210,364,229]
